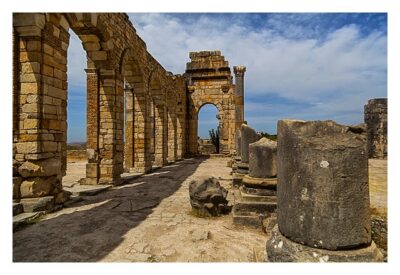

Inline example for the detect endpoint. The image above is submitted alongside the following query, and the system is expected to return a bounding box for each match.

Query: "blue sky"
[67,13,387,141]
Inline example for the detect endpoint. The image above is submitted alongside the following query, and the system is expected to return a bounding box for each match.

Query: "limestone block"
[13,177,23,199]
[86,163,99,179]
[249,137,277,178]
[18,158,61,177]
[240,124,260,163]
[20,176,57,198]
[277,120,370,250]
[15,142,39,154]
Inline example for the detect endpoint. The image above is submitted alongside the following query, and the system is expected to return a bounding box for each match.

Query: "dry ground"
[14,157,267,262]
[13,157,387,262]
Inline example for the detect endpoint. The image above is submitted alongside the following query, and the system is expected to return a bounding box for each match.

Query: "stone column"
[266,120,383,262]
[233,137,278,228]
[364,98,387,159]
[124,85,134,170]
[233,66,246,132]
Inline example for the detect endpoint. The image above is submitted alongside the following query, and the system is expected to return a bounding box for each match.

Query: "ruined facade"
[12,13,245,203]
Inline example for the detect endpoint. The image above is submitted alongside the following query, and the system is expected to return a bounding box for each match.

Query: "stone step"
[233,201,277,215]
[63,184,112,196]
[20,196,55,213]
[232,213,262,228]
[13,212,44,230]
[239,190,277,203]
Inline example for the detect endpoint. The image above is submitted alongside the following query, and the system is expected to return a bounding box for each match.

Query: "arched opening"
[62,29,87,188]
[197,104,221,155]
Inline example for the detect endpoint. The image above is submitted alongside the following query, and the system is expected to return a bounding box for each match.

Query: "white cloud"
[128,13,386,105]
[65,13,387,134]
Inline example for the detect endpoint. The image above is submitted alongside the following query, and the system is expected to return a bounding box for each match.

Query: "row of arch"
[12,12,187,202]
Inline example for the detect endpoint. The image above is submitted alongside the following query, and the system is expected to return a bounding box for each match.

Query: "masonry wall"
[13,13,187,205]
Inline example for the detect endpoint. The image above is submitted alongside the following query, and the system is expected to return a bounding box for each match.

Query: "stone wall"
[364,98,387,159]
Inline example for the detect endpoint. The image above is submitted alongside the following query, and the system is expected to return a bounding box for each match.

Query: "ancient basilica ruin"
[12,13,387,262]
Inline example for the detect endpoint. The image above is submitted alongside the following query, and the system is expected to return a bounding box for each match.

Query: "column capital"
[233,66,246,77]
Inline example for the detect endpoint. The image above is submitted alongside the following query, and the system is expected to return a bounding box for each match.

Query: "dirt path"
[14,157,267,262]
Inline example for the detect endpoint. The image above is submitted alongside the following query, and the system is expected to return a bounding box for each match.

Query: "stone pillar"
[364,98,387,159]
[13,13,69,211]
[266,120,383,262]
[85,66,100,184]
[154,103,167,166]
[97,71,124,185]
[124,85,134,170]
[233,66,246,133]
[168,106,178,162]
[233,138,278,228]
[132,83,152,173]
[235,129,241,158]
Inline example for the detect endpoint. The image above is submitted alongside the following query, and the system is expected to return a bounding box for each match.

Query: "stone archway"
[185,51,244,155]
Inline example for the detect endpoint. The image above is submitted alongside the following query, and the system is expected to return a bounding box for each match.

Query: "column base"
[266,225,384,262]
[232,175,277,229]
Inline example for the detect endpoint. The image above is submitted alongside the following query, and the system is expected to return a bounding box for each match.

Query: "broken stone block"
[20,196,54,212]
[277,120,370,250]
[20,176,56,198]
[240,124,260,163]
[18,158,61,177]
[189,176,231,217]
[249,137,277,178]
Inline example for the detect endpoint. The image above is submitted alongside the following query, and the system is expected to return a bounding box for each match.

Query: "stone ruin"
[232,137,278,229]
[11,13,387,263]
[189,176,232,217]
[232,124,261,186]
[364,98,387,159]
[265,120,383,262]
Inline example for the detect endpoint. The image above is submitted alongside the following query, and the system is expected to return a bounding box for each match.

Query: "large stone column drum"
[266,119,383,262]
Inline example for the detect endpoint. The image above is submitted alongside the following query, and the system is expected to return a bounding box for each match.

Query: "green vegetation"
[259,131,277,141]
[209,127,220,153]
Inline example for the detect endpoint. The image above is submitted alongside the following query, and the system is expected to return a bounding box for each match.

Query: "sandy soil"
[14,157,267,262]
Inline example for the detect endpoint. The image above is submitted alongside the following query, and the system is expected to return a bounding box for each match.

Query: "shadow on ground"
[13,158,205,262]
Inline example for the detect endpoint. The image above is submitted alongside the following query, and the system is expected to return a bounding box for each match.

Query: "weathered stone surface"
[54,190,71,204]
[18,158,61,177]
[189,176,231,217]
[20,196,54,212]
[249,137,277,178]
[235,130,241,156]
[277,120,370,250]
[13,177,23,199]
[13,203,24,216]
[266,225,383,262]
[240,124,260,163]
[371,215,387,252]
[20,176,57,198]
[364,98,387,159]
